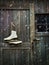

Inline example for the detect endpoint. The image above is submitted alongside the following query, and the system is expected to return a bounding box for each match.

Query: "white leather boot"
[4,30,17,40]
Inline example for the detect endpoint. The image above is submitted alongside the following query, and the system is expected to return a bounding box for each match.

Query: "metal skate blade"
[4,38,18,41]
[9,41,22,44]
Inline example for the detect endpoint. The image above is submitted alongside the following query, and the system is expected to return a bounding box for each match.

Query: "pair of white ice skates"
[4,30,22,44]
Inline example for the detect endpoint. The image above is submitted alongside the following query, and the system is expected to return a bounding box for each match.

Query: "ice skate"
[4,30,18,41]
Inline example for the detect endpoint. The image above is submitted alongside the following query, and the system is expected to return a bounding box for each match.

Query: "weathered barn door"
[0,10,30,43]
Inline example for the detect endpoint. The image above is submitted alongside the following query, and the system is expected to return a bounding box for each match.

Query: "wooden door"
[0,10,30,43]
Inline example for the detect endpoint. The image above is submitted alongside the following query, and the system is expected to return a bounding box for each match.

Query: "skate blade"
[4,38,18,41]
[9,41,22,44]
